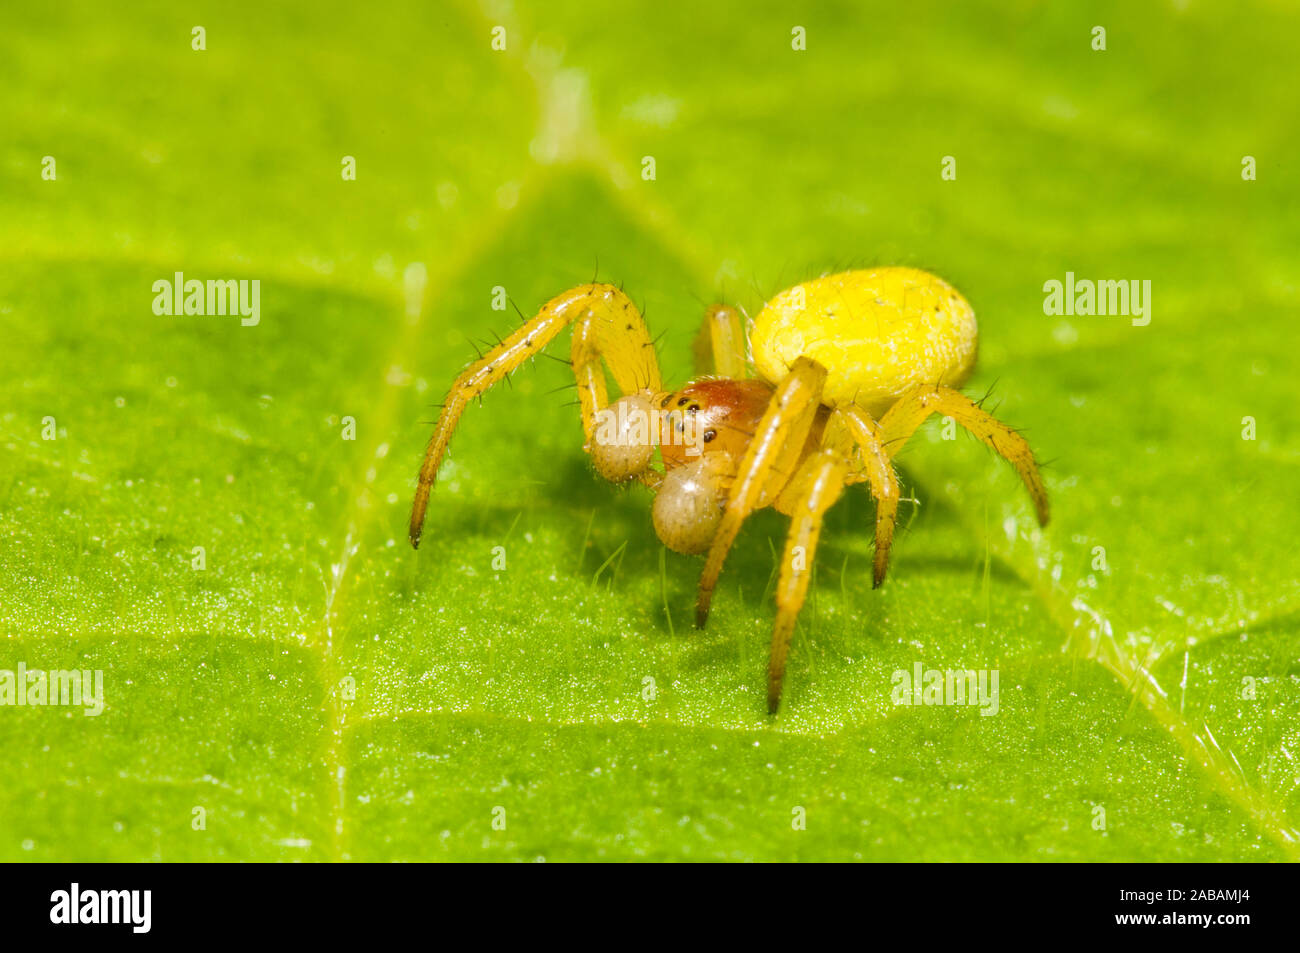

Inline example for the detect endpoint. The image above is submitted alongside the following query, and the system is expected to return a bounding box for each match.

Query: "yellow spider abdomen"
[750,267,978,417]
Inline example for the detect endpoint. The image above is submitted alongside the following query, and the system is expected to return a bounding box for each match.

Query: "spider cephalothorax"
[410,268,1049,712]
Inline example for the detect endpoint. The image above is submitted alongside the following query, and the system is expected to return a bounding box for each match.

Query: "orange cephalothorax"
[656,378,775,469]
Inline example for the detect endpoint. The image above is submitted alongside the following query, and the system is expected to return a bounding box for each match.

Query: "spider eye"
[660,395,672,408]
[677,396,690,406]
[703,429,717,443]
[687,404,699,415]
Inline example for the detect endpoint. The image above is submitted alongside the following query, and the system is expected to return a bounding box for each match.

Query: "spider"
[410,267,1050,713]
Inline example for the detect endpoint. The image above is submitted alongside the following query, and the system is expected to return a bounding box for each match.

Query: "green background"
[1,1,1297,861]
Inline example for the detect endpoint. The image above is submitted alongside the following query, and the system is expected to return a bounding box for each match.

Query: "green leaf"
[2,1,1297,861]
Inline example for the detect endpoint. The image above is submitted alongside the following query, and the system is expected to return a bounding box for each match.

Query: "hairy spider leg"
[694,356,827,628]
[410,283,663,547]
[768,447,848,713]
[766,386,1051,711]
[692,304,748,379]
[877,384,1050,528]
[832,406,902,588]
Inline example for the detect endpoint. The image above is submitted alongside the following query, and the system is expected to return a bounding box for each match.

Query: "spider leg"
[570,312,610,446]
[768,448,848,713]
[691,304,748,379]
[410,283,663,547]
[578,287,664,397]
[694,356,826,628]
[572,296,667,489]
[878,384,1050,527]
[830,407,901,588]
